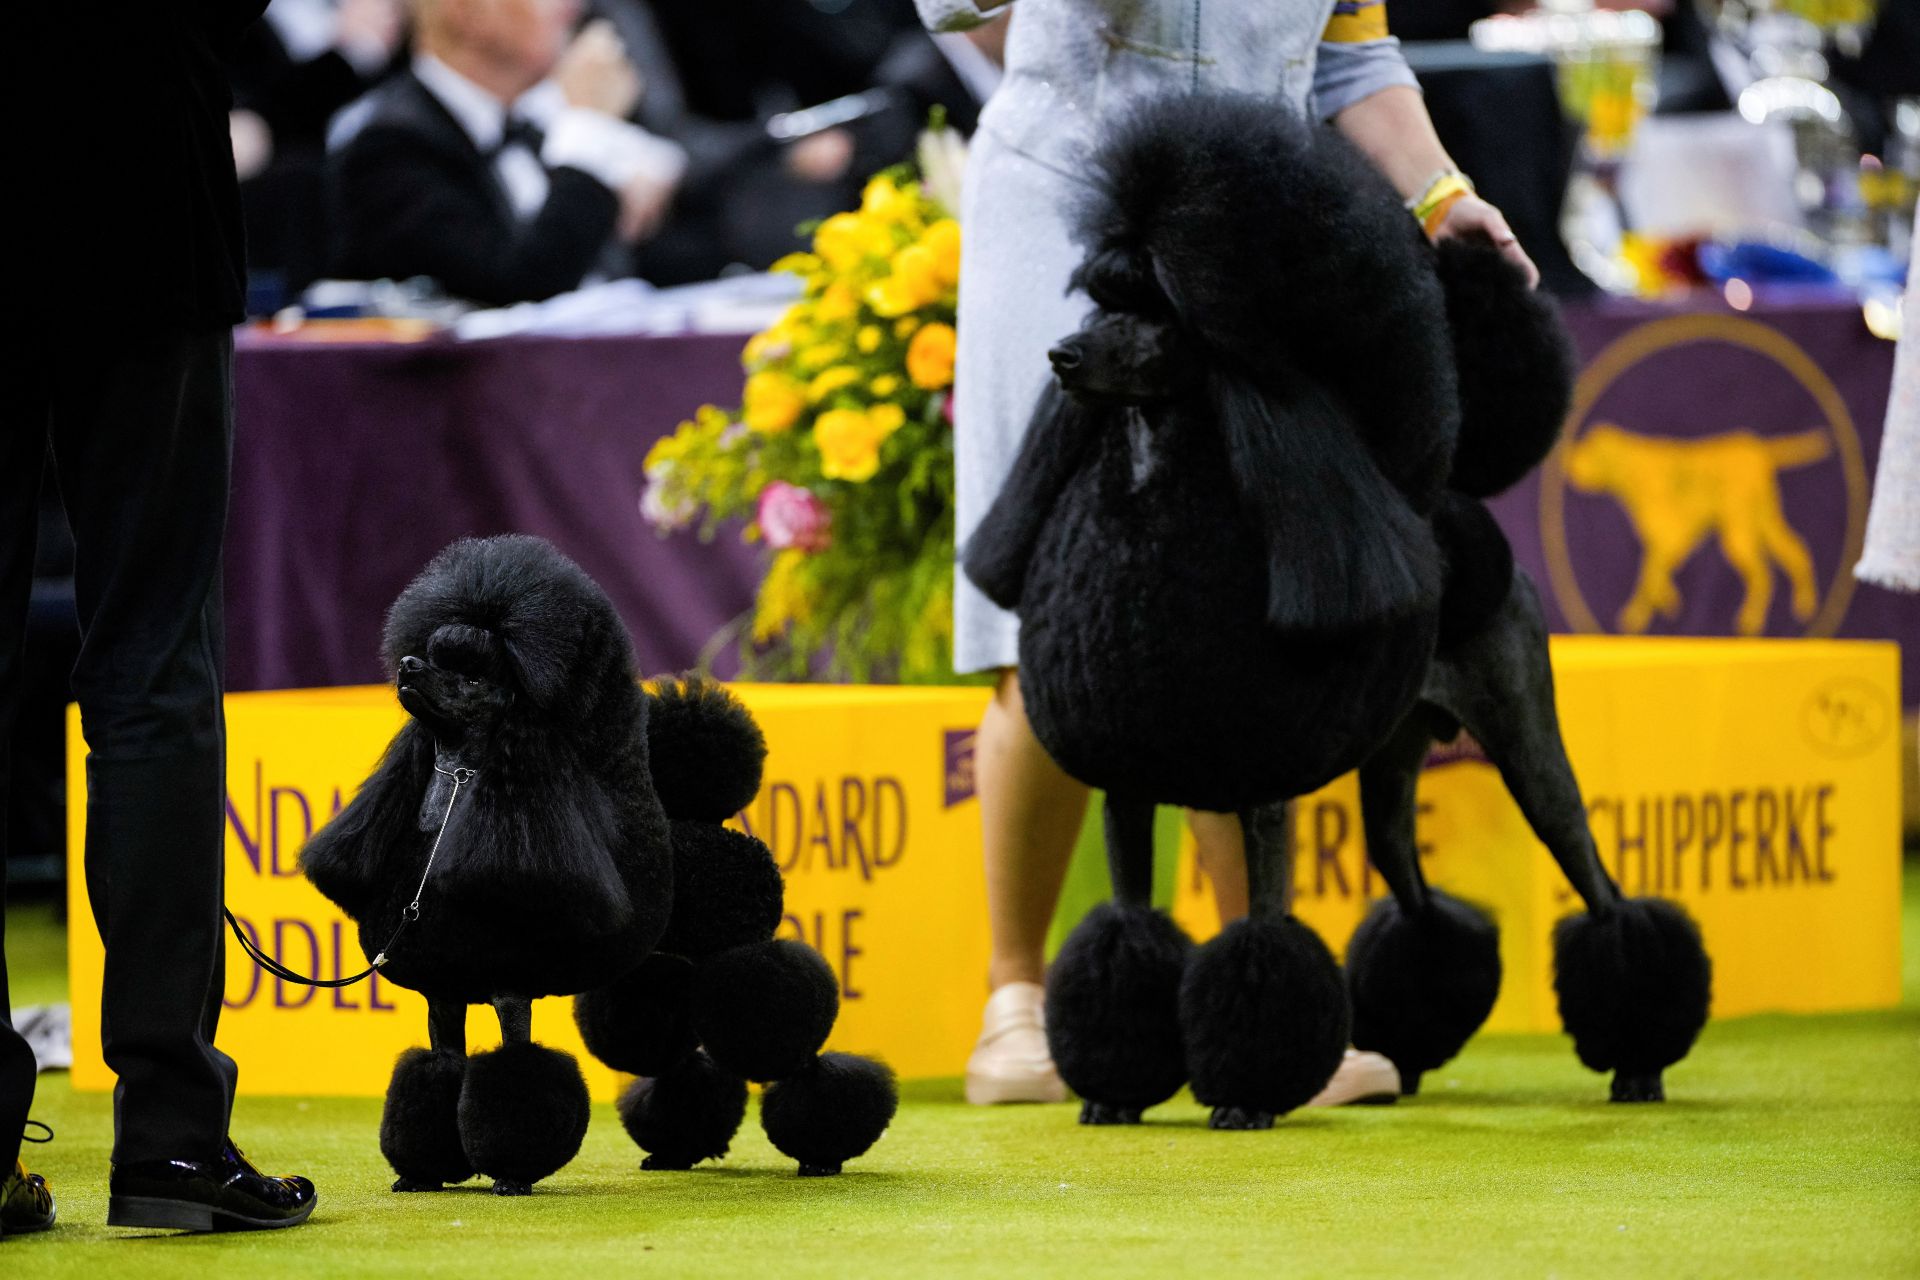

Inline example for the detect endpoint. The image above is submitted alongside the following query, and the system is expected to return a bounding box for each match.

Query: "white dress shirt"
[411,54,687,222]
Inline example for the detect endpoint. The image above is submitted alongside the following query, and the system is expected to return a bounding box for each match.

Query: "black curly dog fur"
[964,93,1711,1122]
[304,536,896,1192]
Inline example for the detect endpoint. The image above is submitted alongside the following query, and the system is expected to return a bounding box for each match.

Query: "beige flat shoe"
[1305,1049,1402,1107]
[965,981,1070,1105]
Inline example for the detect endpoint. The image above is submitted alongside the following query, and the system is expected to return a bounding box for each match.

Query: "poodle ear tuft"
[1211,363,1442,634]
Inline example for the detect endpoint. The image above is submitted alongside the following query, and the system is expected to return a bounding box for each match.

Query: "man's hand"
[556,20,643,119]
[616,172,676,242]
[230,109,273,181]
[1434,194,1540,289]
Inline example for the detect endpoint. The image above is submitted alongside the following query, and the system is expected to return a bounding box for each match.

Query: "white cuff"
[542,109,688,191]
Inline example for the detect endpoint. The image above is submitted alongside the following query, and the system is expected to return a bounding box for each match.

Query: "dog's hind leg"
[619,1049,751,1171]
[1344,712,1502,1096]
[457,995,592,1194]
[687,939,896,1174]
[1429,571,1711,1102]
[1180,801,1349,1128]
[382,997,474,1192]
[1049,794,1192,1125]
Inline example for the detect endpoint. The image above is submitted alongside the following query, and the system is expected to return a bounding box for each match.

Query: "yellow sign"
[67,684,994,1101]
[1171,638,1903,1030]
[67,639,1902,1097]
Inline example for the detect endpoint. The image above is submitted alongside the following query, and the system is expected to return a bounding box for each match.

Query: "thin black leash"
[222,764,476,989]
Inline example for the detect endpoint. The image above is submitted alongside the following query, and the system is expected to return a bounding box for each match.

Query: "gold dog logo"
[1563,424,1830,635]
[1541,316,1870,639]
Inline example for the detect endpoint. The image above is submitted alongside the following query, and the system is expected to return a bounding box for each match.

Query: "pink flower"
[757,481,832,552]
[940,392,955,425]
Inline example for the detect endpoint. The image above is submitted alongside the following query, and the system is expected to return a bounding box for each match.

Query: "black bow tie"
[496,114,545,156]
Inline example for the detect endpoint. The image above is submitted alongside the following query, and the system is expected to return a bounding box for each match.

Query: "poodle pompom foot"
[619,1050,748,1169]
[1180,916,1350,1120]
[1554,896,1711,1099]
[1611,1071,1665,1103]
[491,1179,533,1197]
[761,1053,898,1172]
[380,1048,473,1189]
[390,1176,446,1193]
[640,1153,697,1172]
[1208,1106,1274,1131]
[1048,904,1195,1118]
[458,1043,592,1189]
[574,953,699,1077]
[696,940,839,1083]
[1078,1101,1143,1126]
[797,1163,842,1178]
[1346,890,1502,1092]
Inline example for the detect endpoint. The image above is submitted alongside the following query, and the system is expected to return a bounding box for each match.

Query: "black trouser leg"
[48,326,237,1166]
[0,402,47,1174]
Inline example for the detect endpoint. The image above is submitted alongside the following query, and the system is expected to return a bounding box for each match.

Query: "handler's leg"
[967,668,1084,1105]
[0,368,49,1210]
[51,327,236,1169]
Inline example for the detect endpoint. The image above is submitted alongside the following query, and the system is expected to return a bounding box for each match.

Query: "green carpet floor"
[5,867,1917,1279]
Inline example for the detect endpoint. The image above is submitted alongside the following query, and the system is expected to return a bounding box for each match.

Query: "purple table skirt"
[227,331,762,691]
[228,292,1917,704]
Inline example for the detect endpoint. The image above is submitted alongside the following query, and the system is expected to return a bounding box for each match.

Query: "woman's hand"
[1434,194,1540,289]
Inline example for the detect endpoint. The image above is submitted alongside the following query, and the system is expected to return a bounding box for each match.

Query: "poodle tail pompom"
[1437,233,1577,499]
[760,1053,899,1176]
[1554,896,1711,1101]
[645,675,768,822]
[1346,890,1502,1095]
[619,1050,749,1170]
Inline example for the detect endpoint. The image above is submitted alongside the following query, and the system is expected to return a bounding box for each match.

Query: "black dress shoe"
[108,1137,316,1232]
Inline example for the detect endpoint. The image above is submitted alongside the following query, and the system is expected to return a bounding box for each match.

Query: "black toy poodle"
[303,535,895,1192]
[965,92,1711,1128]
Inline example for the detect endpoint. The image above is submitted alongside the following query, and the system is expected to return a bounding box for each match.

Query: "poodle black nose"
[398,655,427,676]
[1048,340,1085,373]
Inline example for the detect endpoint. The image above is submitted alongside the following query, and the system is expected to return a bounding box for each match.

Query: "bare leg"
[1187,811,1251,925]
[980,669,1090,990]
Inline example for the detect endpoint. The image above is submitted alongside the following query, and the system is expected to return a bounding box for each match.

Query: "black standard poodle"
[302,535,896,1192]
[964,92,1712,1128]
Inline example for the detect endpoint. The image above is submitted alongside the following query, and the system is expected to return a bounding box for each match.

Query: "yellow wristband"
[1408,171,1474,231]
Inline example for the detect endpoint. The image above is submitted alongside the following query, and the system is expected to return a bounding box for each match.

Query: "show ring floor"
[4,863,1917,1278]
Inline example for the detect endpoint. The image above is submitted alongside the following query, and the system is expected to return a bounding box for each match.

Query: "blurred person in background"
[11,2,317,1235]
[229,0,409,302]
[327,0,687,304]
[641,0,994,267]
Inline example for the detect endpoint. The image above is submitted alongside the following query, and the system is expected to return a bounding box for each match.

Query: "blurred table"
[228,291,1917,708]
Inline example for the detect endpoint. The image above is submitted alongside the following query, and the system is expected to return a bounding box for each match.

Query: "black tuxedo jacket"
[23,2,268,326]
[326,70,620,306]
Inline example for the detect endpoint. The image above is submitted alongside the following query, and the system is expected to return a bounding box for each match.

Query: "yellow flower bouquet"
[643,154,968,683]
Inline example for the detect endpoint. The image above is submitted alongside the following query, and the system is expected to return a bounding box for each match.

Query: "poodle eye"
[462,676,482,688]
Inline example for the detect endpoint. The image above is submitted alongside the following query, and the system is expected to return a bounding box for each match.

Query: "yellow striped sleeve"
[1322,0,1390,43]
